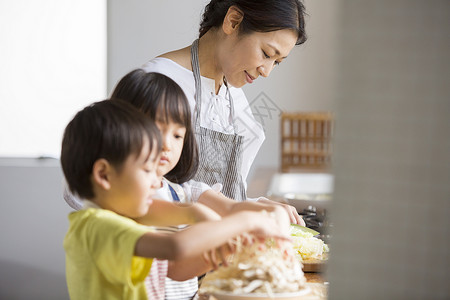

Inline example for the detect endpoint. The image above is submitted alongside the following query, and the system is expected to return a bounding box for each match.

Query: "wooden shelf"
[281,112,334,172]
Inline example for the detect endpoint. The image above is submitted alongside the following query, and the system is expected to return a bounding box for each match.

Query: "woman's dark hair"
[61,99,162,199]
[199,0,307,45]
[111,70,198,184]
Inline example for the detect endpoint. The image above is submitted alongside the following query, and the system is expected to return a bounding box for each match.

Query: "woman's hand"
[197,188,304,226]
[257,197,305,226]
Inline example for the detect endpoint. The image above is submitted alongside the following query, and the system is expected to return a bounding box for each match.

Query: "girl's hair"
[111,70,198,184]
[199,0,307,45]
[61,99,162,199]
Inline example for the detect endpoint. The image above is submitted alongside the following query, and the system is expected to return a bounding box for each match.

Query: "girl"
[111,70,205,300]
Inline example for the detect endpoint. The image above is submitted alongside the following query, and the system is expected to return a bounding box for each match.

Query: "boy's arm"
[167,256,210,281]
[134,209,290,261]
[166,238,235,281]
[134,199,221,226]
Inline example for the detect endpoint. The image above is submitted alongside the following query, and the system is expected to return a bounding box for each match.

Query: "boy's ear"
[222,6,243,35]
[92,159,112,190]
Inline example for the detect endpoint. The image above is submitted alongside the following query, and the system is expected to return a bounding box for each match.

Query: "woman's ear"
[92,158,112,190]
[222,6,244,35]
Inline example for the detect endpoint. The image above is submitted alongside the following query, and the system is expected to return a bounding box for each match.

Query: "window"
[0,0,107,158]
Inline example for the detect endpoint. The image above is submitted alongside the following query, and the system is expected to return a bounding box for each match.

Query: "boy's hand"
[245,210,291,241]
[202,239,236,269]
[267,206,291,236]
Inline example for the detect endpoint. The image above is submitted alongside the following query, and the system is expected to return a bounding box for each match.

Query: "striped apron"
[190,39,247,201]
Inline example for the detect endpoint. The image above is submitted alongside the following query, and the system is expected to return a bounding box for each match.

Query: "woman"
[142,0,307,219]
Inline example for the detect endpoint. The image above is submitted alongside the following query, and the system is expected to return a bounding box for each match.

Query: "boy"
[61,99,289,300]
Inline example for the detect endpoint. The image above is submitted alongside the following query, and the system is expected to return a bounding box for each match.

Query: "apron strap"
[190,39,239,134]
[190,39,202,132]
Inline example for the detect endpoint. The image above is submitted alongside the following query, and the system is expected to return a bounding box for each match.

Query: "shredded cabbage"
[289,225,329,261]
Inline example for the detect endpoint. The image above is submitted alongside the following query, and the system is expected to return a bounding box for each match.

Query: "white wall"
[0,0,107,158]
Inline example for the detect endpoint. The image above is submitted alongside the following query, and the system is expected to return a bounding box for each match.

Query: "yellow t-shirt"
[64,208,153,300]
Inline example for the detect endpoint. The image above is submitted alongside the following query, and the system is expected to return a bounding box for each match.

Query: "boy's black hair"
[60,99,162,199]
[111,70,198,184]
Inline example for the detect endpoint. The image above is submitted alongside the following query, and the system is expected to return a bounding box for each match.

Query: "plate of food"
[199,235,308,299]
[211,288,311,300]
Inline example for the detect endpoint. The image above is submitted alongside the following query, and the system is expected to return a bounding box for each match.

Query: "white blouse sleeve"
[181,179,212,203]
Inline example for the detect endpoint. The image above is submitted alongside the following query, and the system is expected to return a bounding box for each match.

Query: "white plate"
[211,287,311,300]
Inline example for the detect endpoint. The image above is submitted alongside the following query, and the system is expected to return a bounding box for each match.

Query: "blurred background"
[0,0,449,299]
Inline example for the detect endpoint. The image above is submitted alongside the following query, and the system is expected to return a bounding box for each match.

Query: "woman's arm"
[134,209,289,261]
[197,189,305,225]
